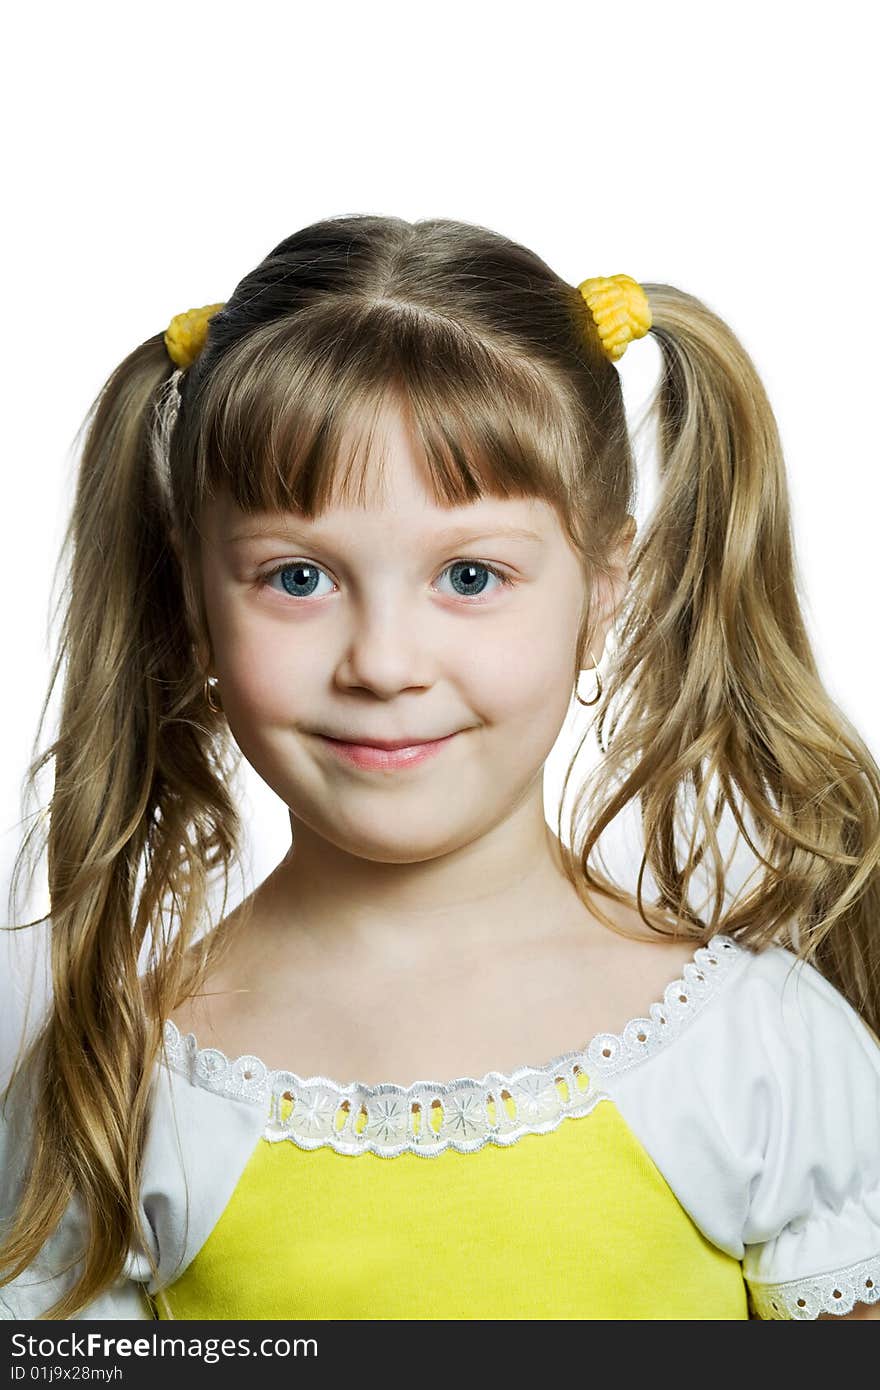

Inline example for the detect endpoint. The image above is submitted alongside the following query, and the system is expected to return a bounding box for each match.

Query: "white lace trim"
[160,933,747,1158]
[747,1252,880,1319]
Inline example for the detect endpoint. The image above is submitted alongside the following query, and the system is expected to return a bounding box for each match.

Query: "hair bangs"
[187,300,584,526]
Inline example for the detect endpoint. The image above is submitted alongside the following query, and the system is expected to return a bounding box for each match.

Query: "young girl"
[2,214,879,1323]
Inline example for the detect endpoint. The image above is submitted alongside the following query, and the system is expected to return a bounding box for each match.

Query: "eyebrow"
[227,524,545,547]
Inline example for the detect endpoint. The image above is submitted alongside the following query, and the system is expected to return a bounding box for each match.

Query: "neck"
[243,790,586,972]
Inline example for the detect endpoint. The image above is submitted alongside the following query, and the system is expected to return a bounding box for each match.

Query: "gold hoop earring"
[204,676,222,713]
[575,646,603,707]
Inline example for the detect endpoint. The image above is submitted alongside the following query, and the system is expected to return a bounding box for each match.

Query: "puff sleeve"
[736,950,880,1319]
[1,1053,266,1320]
[0,1065,154,1320]
[594,938,880,1320]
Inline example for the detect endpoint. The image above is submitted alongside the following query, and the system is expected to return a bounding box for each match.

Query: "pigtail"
[570,283,880,1036]
[1,336,242,1317]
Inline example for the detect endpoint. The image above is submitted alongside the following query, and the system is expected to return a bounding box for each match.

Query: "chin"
[303,817,480,865]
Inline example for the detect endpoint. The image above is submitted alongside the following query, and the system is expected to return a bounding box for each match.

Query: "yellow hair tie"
[162,280,649,370]
[164,302,226,369]
[577,274,651,362]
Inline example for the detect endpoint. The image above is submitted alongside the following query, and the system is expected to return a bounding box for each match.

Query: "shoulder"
[688,939,880,1129]
[136,1034,269,1290]
[595,934,880,1174]
[593,933,879,1085]
[593,936,880,1320]
[727,940,880,1049]
[0,1061,150,1319]
[0,1040,267,1319]
[0,1064,37,1228]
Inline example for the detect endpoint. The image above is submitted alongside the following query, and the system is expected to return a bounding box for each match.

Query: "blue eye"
[259,558,514,603]
[262,561,333,600]
[436,560,511,600]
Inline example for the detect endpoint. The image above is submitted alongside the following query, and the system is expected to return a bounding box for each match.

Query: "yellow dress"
[3,934,880,1321]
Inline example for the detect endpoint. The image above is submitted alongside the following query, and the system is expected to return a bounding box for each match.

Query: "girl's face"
[197,403,630,865]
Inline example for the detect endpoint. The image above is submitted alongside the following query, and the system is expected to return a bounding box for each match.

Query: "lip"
[319,733,452,749]
[314,731,460,770]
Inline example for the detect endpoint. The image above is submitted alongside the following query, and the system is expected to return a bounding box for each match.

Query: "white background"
[2,1,877,1079]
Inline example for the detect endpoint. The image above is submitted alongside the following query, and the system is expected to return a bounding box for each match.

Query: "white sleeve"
[736,949,880,1319]
[596,940,880,1320]
[1,1057,265,1320]
[0,1069,152,1320]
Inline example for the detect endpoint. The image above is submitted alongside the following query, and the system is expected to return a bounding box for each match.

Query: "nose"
[333,594,435,698]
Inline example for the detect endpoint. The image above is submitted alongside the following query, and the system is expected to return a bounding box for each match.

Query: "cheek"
[226,641,322,723]
[205,591,318,723]
[458,615,576,732]
[507,637,573,720]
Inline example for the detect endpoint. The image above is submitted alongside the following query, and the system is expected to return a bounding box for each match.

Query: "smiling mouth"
[313,730,461,769]
[317,734,457,749]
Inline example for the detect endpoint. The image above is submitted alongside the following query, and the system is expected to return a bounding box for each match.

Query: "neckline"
[159,934,750,1156]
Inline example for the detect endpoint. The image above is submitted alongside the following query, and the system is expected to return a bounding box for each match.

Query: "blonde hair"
[3,213,879,1318]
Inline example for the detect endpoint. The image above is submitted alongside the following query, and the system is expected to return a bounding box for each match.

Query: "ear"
[604,515,637,620]
[169,526,214,678]
[579,516,637,668]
